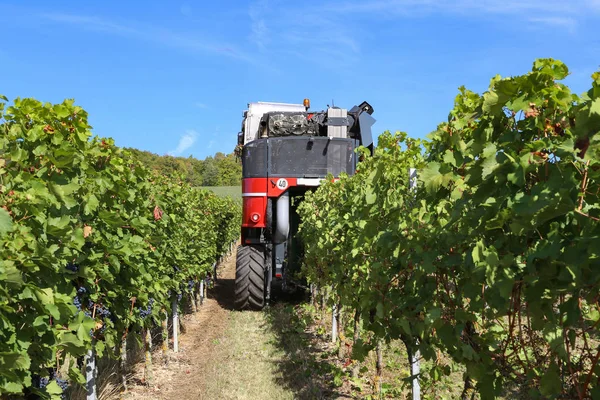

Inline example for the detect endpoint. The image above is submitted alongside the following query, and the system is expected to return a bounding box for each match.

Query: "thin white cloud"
[245,0,593,70]
[247,0,362,68]
[326,0,586,14]
[195,102,208,109]
[168,130,198,156]
[323,0,597,30]
[42,13,137,35]
[528,16,577,32]
[39,12,261,65]
[249,0,270,50]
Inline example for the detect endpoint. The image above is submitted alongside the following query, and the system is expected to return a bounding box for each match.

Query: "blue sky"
[0,1,598,159]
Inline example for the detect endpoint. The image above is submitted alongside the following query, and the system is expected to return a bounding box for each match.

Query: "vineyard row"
[298,59,600,399]
[0,95,241,399]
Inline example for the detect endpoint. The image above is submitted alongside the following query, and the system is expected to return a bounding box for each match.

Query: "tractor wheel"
[234,245,265,310]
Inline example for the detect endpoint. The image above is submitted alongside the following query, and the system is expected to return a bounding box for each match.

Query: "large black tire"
[234,245,265,310]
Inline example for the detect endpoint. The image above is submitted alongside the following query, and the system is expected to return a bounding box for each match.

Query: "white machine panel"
[327,107,348,138]
[243,102,306,144]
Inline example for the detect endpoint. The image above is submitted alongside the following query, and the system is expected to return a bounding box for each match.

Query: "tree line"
[125,148,242,187]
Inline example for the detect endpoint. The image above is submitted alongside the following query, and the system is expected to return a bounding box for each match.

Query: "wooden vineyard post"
[190,290,197,313]
[179,311,187,334]
[144,328,153,386]
[408,167,421,400]
[162,309,169,362]
[331,302,338,344]
[337,303,344,359]
[85,346,97,400]
[320,286,327,319]
[172,295,179,353]
[120,333,128,391]
[352,309,361,378]
[195,281,201,309]
[375,340,383,397]
[200,279,205,305]
[408,346,421,400]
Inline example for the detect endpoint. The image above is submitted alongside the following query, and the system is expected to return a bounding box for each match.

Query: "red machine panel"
[242,196,266,228]
[242,178,267,228]
[242,177,329,228]
[266,177,297,197]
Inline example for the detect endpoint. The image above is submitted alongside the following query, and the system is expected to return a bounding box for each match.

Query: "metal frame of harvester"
[235,99,376,310]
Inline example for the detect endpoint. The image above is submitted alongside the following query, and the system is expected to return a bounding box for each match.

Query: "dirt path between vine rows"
[121,246,318,400]
[120,250,235,399]
[113,243,543,400]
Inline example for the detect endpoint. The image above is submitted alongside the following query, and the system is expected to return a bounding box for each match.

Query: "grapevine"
[0,95,241,398]
[298,59,600,398]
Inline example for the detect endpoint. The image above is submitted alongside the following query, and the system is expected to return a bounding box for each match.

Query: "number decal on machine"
[276,178,288,189]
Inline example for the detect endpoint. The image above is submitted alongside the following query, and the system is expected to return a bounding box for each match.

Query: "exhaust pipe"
[274,192,289,244]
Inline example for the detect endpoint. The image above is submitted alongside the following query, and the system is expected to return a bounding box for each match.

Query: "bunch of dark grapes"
[140,298,154,319]
[75,286,112,330]
[73,296,82,311]
[73,287,87,311]
[84,297,94,318]
[35,370,69,398]
[87,303,111,337]
[65,262,79,273]
[93,302,111,320]
[39,377,49,389]
[187,280,195,291]
[167,290,183,302]
[55,377,68,392]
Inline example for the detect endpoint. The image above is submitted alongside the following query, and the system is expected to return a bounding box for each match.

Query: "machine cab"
[234,99,375,310]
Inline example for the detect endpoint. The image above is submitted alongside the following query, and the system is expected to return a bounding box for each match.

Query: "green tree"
[123,148,241,186]
[216,153,242,185]
[202,156,220,186]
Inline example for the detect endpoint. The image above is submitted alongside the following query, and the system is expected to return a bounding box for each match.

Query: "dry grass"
[289,303,469,400]
[119,273,233,399]
[201,310,297,400]
[263,302,354,400]
[112,245,349,400]
[116,248,318,400]
[64,334,144,400]
[67,355,129,400]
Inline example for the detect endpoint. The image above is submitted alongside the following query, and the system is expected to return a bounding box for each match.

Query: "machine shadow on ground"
[209,255,351,399]
[263,294,354,400]
[208,273,237,311]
